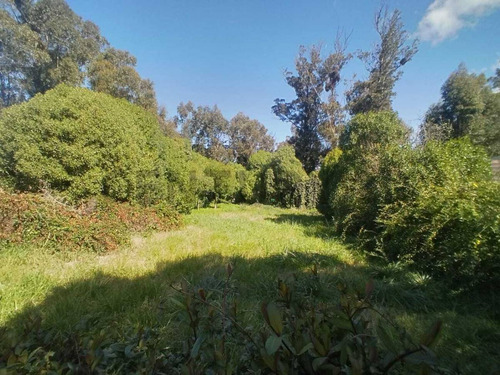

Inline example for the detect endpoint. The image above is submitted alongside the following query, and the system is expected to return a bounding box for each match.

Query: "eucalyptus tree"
[420,65,500,155]
[346,8,418,115]
[227,112,274,166]
[88,48,158,112]
[0,0,107,106]
[176,101,232,163]
[273,41,351,173]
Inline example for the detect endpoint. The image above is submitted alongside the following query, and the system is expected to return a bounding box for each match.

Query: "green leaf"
[190,336,204,359]
[262,302,283,335]
[297,342,313,356]
[170,297,185,309]
[265,335,282,355]
[312,357,328,371]
[376,324,399,354]
[124,344,134,358]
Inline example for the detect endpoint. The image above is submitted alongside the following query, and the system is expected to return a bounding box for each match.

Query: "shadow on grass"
[2,252,353,333]
[2,249,500,373]
[266,212,340,240]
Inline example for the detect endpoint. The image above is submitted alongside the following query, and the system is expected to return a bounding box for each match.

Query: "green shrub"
[319,110,499,286]
[379,139,499,287]
[0,85,190,209]
[292,171,322,210]
[318,112,410,235]
[249,146,309,207]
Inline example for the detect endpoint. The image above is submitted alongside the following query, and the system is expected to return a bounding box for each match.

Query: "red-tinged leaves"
[198,288,206,301]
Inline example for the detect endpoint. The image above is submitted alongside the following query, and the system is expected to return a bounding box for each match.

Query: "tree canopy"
[346,8,418,115]
[273,44,350,173]
[420,64,500,155]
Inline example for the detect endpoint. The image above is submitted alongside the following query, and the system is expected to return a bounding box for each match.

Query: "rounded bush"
[0,85,188,207]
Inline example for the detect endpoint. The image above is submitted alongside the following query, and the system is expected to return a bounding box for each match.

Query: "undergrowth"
[0,188,181,252]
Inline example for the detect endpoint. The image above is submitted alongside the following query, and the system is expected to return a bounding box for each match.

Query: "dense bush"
[379,139,500,286]
[292,171,321,209]
[318,112,410,235]
[0,188,180,252]
[319,111,500,286]
[0,85,190,209]
[248,146,321,208]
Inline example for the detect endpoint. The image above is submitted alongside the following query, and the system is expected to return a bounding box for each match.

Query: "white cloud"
[417,0,500,45]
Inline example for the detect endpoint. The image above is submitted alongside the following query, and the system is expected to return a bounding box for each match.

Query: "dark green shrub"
[292,172,321,210]
[0,85,190,209]
[249,146,309,207]
[319,110,499,286]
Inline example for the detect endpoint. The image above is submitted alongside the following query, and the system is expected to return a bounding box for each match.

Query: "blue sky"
[67,0,500,142]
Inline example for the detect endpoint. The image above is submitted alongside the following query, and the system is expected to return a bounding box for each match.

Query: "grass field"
[1,204,499,373]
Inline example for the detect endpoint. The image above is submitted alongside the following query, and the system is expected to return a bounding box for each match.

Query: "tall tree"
[176,102,231,162]
[273,42,350,173]
[227,112,274,166]
[0,0,107,107]
[88,48,158,112]
[420,65,500,155]
[346,8,418,115]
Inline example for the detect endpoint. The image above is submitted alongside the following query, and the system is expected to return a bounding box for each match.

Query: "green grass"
[1,204,499,373]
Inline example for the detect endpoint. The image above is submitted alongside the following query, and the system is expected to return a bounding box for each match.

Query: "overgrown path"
[1,204,499,373]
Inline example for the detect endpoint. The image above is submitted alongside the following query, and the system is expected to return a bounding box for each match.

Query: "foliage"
[320,112,499,287]
[176,104,275,166]
[205,159,238,207]
[250,146,309,207]
[169,267,443,375]
[228,112,275,166]
[0,188,180,252]
[0,0,107,107]
[378,139,499,287]
[0,316,182,374]
[317,148,342,217]
[273,44,351,173]
[177,101,232,163]
[88,47,159,112]
[0,265,443,374]
[319,111,409,234]
[346,8,418,115]
[292,172,321,210]
[0,85,190,208]
[420,64,500,155]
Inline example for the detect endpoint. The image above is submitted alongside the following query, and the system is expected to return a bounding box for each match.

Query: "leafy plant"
[170,264,443,374]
